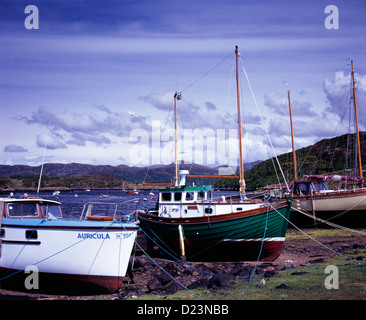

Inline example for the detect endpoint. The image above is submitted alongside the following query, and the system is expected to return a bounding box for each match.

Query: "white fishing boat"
[0,197,139,293]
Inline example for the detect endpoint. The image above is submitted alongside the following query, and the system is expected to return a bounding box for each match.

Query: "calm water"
[10,189,239,220]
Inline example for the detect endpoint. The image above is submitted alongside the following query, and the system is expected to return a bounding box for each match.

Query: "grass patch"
[285,228,366,241]
[129,250,366,300]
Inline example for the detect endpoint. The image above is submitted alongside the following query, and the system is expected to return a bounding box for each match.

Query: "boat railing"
[80,198,141,222]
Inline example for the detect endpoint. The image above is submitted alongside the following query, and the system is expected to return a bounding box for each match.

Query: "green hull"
[139,200,291,262]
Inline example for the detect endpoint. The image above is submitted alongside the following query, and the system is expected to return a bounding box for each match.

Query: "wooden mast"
[235,46,245,198]
[351,60,363,186]
[174,92,181,186]
[288,90,297,181]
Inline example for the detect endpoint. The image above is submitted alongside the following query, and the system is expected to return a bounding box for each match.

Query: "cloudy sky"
[1,0,365,168]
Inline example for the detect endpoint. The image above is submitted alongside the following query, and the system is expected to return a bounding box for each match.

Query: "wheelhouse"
[159,186,214,203]
[1,198,63,219]
[292,178,329,196]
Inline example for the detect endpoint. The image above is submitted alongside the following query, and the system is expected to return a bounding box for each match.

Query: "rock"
[157,272,172,285]
[187,279,211,290]
[231,264,254,277]
[291,271,308,276]
[165,283,179,295]
[276,283,291,290]
[353,243,364,249]
[209,273,235,288]
[147,278,163,292]
[133,256,153,269]
[264,270,276,278]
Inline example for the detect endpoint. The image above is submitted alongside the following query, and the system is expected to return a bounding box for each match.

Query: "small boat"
[137,47,291,262]
[0,197,139,293]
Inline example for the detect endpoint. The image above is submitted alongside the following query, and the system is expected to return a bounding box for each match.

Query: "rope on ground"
[272,205,341,256]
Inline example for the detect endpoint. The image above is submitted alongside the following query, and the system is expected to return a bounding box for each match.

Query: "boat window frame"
[161,192,172,202]
[40,203,63,219]
[185,191,195,202]
[174,192,182,202]
[6,202,41,218]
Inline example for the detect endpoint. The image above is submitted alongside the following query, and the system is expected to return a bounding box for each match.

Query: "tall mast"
[288,90,297,181]
[351,60,363,186]
[174,92,181,186]
[235,46,245,198]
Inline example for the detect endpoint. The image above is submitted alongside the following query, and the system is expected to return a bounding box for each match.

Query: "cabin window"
[174,192,182,201]
[207,191,212,200]
[185,192,194,201]
[295,183,308,195]
[41,204,62,219]
[161,192,171,202]
[197,191,205,200]
[7,203,38,217]
[0,229,5,238]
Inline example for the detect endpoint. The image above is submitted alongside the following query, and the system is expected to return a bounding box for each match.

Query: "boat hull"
[139,200,291,262]
[291,189,366,227]
[0,219,138,293]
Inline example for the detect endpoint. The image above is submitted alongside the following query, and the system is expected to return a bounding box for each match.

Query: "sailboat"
[137,46,292,262]
[288,61,366,226]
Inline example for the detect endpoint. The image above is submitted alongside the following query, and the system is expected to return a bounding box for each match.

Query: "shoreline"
[1,228,365,300]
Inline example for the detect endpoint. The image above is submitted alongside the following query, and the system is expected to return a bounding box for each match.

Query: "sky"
[1,0,366,169]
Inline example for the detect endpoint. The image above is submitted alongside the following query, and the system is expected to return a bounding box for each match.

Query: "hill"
[0,132,364,190]
[243,131,366,188]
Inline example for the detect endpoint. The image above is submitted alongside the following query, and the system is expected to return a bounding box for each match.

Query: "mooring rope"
[272,205,342,256]
[292,206,366,236]
[237,205,270,299]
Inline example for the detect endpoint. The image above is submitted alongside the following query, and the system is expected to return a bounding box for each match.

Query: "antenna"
[37,121,51,195]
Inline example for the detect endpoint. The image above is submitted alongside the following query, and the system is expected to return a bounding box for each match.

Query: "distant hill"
[243,132,366,188]
[0,132,364,190]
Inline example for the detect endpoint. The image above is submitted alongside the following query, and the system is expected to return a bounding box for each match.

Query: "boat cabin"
[159,186,213,203]
[0,198,63,220]
[291,178,329,196]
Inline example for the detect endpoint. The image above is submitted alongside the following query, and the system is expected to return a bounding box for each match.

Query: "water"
[9,189,239,220]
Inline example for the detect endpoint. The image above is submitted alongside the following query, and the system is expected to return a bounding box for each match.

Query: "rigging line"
[37,121,51,195]
[133,238,204,300]
[136,221,215,275]
[180,50,234,94]
[237,205,270,300]
[239,57,289,191]
[292,206,366,236]
[187,213,257,260]
[0,221,117,283]
[273,205,342,256]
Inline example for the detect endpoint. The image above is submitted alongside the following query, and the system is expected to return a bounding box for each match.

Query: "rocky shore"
[1,229,366,300]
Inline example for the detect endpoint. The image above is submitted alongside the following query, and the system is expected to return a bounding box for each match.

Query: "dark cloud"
[15,105,151,149]
[264,91,318,118]
[4,145,28,153]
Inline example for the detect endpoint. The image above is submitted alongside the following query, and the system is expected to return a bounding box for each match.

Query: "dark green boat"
[138,47,291,262]
[138,171,291,262]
